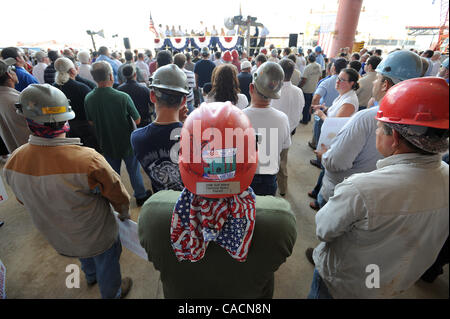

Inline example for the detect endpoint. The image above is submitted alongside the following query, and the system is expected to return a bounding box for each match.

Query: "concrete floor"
[0,121,448,299]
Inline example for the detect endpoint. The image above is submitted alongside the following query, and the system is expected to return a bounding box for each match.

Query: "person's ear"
[150,90,157,103]
[249,83,254,94]
[392,129,401,150]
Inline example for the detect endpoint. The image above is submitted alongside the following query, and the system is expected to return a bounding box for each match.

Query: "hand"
[314,109,326,120]
[179,105,189,122]
[311,104,324,112]
[314,144,329,161]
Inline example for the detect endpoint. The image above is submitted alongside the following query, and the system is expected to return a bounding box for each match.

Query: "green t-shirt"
[138,190,297,298]
[85,87,140,158]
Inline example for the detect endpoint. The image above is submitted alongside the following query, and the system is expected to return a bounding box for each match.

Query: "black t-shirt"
[194,59,216,88]
[118,80,152,125]
[131,122,184,192]
[238,72,253,103]
[53,79,91,121]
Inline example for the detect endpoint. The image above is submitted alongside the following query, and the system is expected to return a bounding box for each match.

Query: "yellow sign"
[353,41,365,53]
[41,106,67,114]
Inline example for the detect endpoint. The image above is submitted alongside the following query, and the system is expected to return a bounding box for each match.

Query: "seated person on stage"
[138,102,297,298]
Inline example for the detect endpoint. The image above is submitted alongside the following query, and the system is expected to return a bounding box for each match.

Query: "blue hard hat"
[375,50,422,84]
[315,46,322,53]
[442,57,449,69]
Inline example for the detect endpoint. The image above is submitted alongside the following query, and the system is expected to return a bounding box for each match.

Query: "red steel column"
[328,0,363,57]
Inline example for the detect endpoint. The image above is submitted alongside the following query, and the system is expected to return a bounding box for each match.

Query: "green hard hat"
[16,84,75,124]
[253,61,284,99]
[150,64,189,95]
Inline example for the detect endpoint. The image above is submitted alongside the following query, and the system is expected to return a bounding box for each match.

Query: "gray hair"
[54,57,75,85]
[90,61,113,83]
[77,51,90,64]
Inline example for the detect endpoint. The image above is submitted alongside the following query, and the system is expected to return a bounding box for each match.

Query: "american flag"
[149,12,158,37]
[170,187,256,262]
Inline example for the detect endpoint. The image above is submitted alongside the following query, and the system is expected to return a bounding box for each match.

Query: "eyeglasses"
[337,77,349,82]
[7,65,16,73]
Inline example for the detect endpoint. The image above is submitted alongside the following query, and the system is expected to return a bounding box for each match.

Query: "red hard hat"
[231,49,239,59]
[376,77,449,129]
[179,102,258,198]
[260,48,267,55]
[223,50,232,62]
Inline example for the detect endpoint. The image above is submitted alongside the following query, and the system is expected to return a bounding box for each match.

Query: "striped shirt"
[183,68,195,103]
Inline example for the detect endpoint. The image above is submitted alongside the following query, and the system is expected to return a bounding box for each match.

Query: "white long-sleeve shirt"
[270,81,304,133]
[314,153,449,298]
[320,106,383,201]
[33,62,47,84]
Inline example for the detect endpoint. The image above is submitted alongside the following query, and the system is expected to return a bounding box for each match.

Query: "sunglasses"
[7,65,16,73]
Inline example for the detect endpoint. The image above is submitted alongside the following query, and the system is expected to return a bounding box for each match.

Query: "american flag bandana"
[170,187,256,262]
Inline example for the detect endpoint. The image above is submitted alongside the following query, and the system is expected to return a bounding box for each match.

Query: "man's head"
[351,52,360,61]
[250,61,284,103]
[438,57,449,79]
[0,58,18,87]
[137,53,145,61]
[349,60,362,73]
[48,50,60,63]
[179,101,257,198]
[240,61,252,73]
[173,53,186,69]
[255,53,267,67]
[122,64,136,81]
[315,46,322,54]
[332,58,348,75]
[431,51,441,61]
[375,77,449,157]
[307,54,316,63]
[287,53,297,64]
[149,64,188,109]
[54,57,77,85]
[124,50,134,62]
[35,51,48,64]
[16,84,75,127]
[98,46,109,57]
[364,55,381,72]
[421,50,434,59]
[156,50,173,68]
[279,58,295,81]
[420,57,429,77]
[192,49,199,58]
[372,50,422,102]
[90,61,114,86]
[63,49,74,58]
[77,51,90,64]
[1,47,26,67]
[201,47,210,58]
[283,47,291,57]
[374,49,382,57]
[360,53,370,63]
[223,51,232,63]
[214,51,221,60]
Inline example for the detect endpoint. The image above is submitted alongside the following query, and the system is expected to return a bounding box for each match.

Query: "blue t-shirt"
[15,66,38,92]
[194,59,216,88]
[131,122,184,192]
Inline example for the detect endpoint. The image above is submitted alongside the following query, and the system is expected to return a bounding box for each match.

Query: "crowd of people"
[0,40,449,299]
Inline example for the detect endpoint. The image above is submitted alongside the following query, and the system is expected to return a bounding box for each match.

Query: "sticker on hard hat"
[41,106,67,114]
[202,148,237,181]
[196,182,241,195]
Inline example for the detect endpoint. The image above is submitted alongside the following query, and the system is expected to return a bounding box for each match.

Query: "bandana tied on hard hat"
[26,119,70,138]
[170,187,256,262]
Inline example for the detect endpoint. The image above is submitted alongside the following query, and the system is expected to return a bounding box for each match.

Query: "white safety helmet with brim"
[16,84,75,124]
[253,61,284,99]
[150,64,190,95]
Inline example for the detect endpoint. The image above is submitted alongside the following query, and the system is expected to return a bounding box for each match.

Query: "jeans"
[312,169,325,198]
[105,154,147,199]
[317,191,327,208]
[250,174,277,196]
[307,269,333,299]
[312,115,324,146]
[79,236,123,299]
[302,93,313,123]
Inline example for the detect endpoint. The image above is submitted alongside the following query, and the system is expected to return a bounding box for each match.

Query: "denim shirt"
[14,66,39,92]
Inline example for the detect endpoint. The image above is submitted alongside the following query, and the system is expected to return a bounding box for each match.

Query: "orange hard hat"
[222,50,232,62]
[179,102,258,198]
[376,77,449,129]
